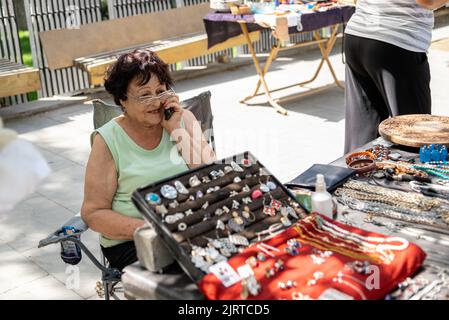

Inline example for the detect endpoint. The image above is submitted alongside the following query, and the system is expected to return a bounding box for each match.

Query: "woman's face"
[120,74,167,127]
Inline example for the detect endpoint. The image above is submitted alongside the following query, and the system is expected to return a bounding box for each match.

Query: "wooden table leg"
[313,25,344,90]
[239,22,288,115]
[241,41,281,103]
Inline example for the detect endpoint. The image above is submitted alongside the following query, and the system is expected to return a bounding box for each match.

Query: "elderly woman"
[81,49,216,270]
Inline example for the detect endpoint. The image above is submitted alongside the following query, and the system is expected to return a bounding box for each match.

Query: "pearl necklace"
[317,216,409,252]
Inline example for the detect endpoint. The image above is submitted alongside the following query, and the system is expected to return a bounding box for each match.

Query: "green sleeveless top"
[94,118,189,248]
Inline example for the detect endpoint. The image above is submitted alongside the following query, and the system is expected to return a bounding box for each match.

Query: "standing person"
[344,0,449,153]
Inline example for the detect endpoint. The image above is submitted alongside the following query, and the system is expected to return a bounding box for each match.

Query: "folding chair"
[38,91,215,300]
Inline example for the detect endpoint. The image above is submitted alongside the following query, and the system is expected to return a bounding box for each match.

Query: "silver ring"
[189,175,201,187]
[164,215,177,224]
[160,184,178,199]
[178,222,187,232]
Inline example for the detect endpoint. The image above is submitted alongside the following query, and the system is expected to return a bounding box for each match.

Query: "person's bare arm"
[416,0,448,9]
[180,109,217,168]
[81,134,144,240]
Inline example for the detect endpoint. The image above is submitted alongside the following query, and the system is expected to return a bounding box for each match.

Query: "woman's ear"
[119,98,127,112]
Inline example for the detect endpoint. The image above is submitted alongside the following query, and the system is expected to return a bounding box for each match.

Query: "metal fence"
[107,0,174,19]
[0,0,27,105]
[108,0,233,71]
[2,0,336,105]
[24,0,103,99]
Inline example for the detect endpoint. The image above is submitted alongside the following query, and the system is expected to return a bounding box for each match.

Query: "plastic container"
[311,174,334,219]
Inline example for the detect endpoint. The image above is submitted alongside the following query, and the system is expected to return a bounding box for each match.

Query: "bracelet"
[345,151,375,165]
[348,159,377,174]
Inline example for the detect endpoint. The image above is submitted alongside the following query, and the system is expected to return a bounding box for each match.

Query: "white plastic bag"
[0,139,51,213]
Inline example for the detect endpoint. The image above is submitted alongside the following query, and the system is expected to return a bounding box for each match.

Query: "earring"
[262,197,276,216]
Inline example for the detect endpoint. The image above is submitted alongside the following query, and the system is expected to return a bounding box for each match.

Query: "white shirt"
[345,0,434,53]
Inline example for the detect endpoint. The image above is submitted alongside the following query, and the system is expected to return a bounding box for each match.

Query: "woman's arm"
[81,134,144,240]
[161,96,217,168]
[416,0,448,9]
[181,109,217,168]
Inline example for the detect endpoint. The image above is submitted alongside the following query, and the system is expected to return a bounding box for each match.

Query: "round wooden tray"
[379,114,449,147]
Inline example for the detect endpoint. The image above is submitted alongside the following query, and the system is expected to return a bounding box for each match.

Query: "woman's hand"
[160,94,183,135]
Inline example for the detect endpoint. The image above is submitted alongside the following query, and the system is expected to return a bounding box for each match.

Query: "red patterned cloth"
[199,214,426,300]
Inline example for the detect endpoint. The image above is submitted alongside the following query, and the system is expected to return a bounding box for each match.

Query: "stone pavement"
[1,27,449,299]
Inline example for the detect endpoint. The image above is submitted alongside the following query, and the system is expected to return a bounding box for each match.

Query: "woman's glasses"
[128,88,176,105]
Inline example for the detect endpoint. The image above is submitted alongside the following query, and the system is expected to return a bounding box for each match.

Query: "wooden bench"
[0,58,41,98]
[38,3,260,87]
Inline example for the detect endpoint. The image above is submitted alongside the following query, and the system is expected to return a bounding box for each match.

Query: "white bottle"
[311,174,334,219]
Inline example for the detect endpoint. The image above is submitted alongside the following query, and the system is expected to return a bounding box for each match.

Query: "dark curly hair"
[104,49,174,106]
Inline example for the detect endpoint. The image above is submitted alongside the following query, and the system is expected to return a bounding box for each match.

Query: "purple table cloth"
[203,5,355,49]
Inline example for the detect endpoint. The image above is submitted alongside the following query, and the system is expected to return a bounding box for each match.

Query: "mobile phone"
[164,107,175,120]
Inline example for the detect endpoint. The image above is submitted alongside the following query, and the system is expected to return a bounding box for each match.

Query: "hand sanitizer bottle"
[311,174,334,219]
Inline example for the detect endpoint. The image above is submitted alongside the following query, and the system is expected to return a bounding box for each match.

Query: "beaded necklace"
[412,165,449,180]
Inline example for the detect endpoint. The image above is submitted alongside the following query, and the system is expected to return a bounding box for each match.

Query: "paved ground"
[1,25,449,299]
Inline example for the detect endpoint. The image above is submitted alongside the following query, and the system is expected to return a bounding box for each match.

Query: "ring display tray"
[132,151,307,283]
